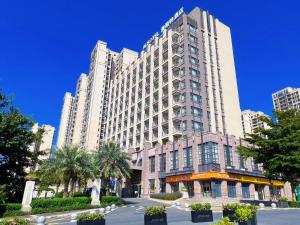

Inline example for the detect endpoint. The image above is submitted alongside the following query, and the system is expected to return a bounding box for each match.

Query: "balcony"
[198,163,221,172]
[166,167,194,177]
[173,128,183,137]
[173,100,182,109]
[173,113,182,122]
[172,74,182,83]
[162,118,168,127]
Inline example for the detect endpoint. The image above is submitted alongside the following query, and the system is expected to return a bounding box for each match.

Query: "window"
[159,153,166,172]
[189,56,199,65]
[191,107,203,117]
[227,182,236,198]
[188,24,197,33]
[213,181,222,197]
[224,145,233,167]
[170,150,179,170]
[183,146,193,168]
[149,156,155,173]
[180,120,187,131]
[198,142,219,164]
[239,153,245,169]
[189,68,200,78]
[192,121,203,132]
[191,93,202,103]
[149,179,155,192]
[242,183,250,198]
[190,80,201,90]
[189,45,198,54]
[189,35,197,43]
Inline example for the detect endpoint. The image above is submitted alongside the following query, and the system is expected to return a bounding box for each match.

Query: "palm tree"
[96,142,131,193]
[54,145,97,197]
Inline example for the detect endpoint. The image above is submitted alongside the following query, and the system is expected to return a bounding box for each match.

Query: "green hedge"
[71,192,89,198]
[31,197,91,208]
[101,196,121,205]
[150,192,182,201]
[289,201,300,208]
[0,203,22,217]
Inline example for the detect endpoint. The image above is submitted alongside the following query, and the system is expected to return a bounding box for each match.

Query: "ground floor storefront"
[141,171,293,201]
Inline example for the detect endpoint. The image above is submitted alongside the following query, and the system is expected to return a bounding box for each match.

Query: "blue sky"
[0,0,299,143]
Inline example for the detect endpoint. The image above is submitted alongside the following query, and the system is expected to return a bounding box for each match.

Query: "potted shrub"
[210,217,234,225]
[190,203,213,223]
[144,205,167,225]
[235,205,257,225]
[222,203,239,222]
[77,213,105,225]
[277,197,289,208]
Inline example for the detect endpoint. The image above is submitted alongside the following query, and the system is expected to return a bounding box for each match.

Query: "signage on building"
[142,7,184,50]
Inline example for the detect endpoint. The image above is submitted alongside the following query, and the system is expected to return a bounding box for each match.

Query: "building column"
[194,180,201,200]
[284,182,293,200]
[264,185,271,200]
[236,182,242,199]
[166,183,171,193]
[155,179,160,193]
[249,184,255,200]
[179,182,185,192]
[221,180,227,197]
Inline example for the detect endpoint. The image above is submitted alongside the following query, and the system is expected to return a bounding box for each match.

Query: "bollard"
[70,213,77,222]
[90,210,96,214]
[105,206,111,212]
[246,203,251,206]
[271,203,277,209]
[111,204,116,210]
[99,208,105,213]
[37,216,46,225]
[259,203,265,209]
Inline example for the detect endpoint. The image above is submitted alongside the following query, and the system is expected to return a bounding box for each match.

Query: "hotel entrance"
[183,181,194,198]
[254,184,265,200]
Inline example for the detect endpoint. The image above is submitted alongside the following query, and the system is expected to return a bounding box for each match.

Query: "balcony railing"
[198,163,221,172]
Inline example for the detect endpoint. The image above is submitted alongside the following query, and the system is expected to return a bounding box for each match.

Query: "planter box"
[278,201,289,208]
[238,213,257,225]
[191,210,213,223]
[144,213,167,225]
[77,219,105,225]
[222,209,236,222]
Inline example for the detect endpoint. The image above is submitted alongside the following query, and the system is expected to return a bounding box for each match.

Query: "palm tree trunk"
[70,179,75,194]
[63,178,69,198]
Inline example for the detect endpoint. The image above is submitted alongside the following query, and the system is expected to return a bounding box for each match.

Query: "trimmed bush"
[0,217,29,225]
[71,192,89,198]
[150,192,182,201]
[222,203,240,211]
[278,197,288,202]
[211,217,235,225]
[101,196,121,205]
[31,197,91,208]
[289,201,300,208]
[0,203,22,217]
[54,192,63,198]
[78,213,104,221]
[144,206,166,216]
[190,203,211,211]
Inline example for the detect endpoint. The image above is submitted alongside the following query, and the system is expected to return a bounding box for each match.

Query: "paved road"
[57,198,300,225]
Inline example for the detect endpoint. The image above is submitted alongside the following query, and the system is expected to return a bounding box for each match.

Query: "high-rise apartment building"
[272,87,300,111]
[56,6,292,201]
[105,7,243,150]
[241,110,270,135]
[30,123,55,160]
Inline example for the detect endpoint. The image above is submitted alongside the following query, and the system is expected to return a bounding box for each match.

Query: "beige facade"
[30,123,55,160]
[241,110,270,135]
[272,87,300,111]
[105,7,243,151]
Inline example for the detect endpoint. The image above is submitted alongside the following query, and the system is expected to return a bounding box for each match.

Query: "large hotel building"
[57,7,292,202]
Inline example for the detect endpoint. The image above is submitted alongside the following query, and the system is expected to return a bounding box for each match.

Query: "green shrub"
[71,192,89,198]
[278,197,288,202]
[222,203,240,211]
[144,206,166,216]
[101,196,121,205]
[210,217,234,225]
[54,192,63,198]
[289,201,300,208]
[78,213,104,221]
[150,192,182,201]
[31,197,91,208]
[0,203,22,217]
[0,217,29,225]
[31,204,97,214]
[190,203,211,211]
[235,205,253,222]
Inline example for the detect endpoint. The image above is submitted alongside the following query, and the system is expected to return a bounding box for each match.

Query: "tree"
[96,142,131,192]
[0,90,42,202]
[239,109,300,198]
[44,145,96,197]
